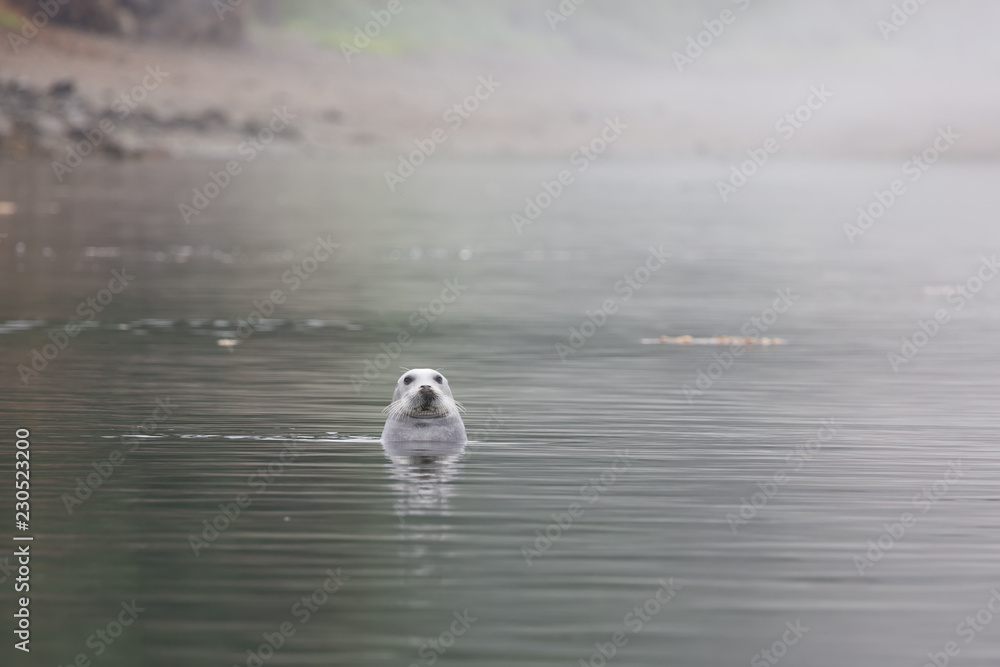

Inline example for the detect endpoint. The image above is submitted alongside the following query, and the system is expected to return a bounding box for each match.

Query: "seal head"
[380,369,467,443]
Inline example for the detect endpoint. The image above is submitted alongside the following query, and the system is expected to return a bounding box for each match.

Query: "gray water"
[2,158,999,667]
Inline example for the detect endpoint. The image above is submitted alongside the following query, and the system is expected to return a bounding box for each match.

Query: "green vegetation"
[265,0,890,67]
[267,0,725,58]
[0,5,23,29]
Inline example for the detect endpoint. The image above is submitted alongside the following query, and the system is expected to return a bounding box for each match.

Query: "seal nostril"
[420,385,432,390]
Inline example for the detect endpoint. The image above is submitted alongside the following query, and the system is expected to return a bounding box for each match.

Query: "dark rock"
[49,79,77,98]
[133,108,163,127]
[0,110,11,139]
[166,109,230,132]
[0,71,300,160]
[199,108,230,130]
[163,113,195,130]
[6,0,245,44]
[242,118,265,135]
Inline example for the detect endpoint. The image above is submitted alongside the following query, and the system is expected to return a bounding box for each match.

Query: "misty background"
[2,0,998,161]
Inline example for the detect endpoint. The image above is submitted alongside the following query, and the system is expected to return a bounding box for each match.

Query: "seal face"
[380,369,467,443]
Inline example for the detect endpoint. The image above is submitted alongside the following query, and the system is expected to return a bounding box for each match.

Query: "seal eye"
[434,375,443,384]
[403,376,413,385]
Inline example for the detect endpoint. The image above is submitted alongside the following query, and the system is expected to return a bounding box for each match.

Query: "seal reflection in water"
[382,439,466,525]
[381,369,467,443]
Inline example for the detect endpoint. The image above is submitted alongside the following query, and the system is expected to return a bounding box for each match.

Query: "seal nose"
[419,385,432,391]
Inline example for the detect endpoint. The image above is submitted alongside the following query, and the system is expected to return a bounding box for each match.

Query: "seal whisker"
[436,394,459,416]
[382,399,408,420]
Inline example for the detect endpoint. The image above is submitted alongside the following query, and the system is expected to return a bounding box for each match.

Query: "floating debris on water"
[0,318,361,336]
[641,335,788,346]
[217,338,241,350]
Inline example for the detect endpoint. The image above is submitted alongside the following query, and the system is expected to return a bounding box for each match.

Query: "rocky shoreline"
[5,0,246,44]
[0,76,303,163]
[3,6,999,165]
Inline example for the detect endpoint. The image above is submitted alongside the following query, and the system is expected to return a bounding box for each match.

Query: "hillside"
[1,0,998,161]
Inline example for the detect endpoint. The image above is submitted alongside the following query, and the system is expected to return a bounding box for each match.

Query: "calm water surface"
[1,158,999,666]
